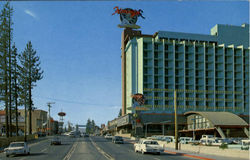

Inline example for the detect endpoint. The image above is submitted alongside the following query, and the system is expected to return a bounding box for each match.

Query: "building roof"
[157,30,218,42]
[184,111,248,126]
[0,110,5,116]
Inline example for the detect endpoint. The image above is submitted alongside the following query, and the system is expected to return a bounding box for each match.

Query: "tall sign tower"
[112,7,146,116]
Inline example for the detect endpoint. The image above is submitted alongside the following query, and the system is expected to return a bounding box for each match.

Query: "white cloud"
[24,9,37,19]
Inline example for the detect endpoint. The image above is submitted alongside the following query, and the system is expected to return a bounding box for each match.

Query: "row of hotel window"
[144,43,248,55]
[143,55,249,66]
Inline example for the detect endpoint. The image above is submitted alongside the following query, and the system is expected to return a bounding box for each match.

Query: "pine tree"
[118,109,122,117]
[11,44,20,136]
[91,120,95,133]
[86,118,91,134]
[18,41,43,134]
[0,2,13,137]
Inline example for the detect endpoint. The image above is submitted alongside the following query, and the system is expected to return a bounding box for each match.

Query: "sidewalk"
[126,138,249,160]
[164,147,249,160]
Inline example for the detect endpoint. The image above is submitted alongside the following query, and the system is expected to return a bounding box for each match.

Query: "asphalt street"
[0,135,236,160]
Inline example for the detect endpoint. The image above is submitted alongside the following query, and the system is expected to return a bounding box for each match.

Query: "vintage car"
[134,139,164,155]
[5,142,30,157]
[104,134,113,140]
[51,137,61,145]
[112,136,124,144]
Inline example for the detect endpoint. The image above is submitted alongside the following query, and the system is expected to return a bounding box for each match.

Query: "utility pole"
[174,90,178,150]
[47,102,55,135]
[192,118,196,140]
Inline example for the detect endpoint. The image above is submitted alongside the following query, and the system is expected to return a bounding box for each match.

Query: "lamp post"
[160,120,171,136]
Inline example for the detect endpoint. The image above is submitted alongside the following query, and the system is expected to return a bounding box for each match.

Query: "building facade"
[19,109,48,134]
[124,24,249,116]
[119,24,249,137]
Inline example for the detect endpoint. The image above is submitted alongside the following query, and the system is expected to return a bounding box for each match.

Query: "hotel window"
[165,44,168,51]
[154,60,158,66]
[154,44,158,50]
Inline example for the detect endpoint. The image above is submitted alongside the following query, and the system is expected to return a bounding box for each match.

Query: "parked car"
[160,136,175,142]
[199,135,215,145]
[241,139,250,150]
[161,137,172,143]
[51,137,61,145]
[104,134,113,140]
[134,139,164,155]
[112,136,124,144]
[179,137,193,144]
[4,142,30,157]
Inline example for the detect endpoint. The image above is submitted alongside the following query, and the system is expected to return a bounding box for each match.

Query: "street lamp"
[145,122,152,138]
[160,120,171,136]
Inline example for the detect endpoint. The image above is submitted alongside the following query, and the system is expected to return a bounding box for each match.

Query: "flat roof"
[157,31,218,42]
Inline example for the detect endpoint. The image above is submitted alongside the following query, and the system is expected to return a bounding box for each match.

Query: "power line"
[34,96,119,107]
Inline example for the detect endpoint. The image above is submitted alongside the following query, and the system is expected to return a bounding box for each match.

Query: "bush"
[219,143,228,149]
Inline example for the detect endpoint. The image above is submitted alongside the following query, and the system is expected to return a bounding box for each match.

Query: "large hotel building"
[108,24,249,138]
[123,24,249,115]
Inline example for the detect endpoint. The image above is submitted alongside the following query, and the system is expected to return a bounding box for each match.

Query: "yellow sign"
[135,107,149,111]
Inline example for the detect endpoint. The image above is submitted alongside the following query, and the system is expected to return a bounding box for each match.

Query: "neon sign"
[112,6,145,29]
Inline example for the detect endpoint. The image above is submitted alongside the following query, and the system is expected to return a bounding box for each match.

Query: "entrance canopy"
[184,111,248,127]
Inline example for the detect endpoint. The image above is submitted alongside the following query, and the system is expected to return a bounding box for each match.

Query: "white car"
[179,137,193,144]
[134,139,164,155]
[104,134,113,140]
[4,142,30,157]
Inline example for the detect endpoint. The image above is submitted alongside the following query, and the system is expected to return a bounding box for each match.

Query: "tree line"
[86,118,96,134]
[0,2,43,139]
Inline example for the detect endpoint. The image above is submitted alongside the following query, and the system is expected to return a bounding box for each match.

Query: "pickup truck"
[134,139,164,155]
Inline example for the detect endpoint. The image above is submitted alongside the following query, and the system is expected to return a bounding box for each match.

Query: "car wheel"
[28,152,30,155]
[6,154,9,157]
[157,152,160,155]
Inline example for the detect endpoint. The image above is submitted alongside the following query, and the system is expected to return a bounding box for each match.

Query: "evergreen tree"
[118,108,122,117]
[11,44,20,136]
[0,2,13,137]
[18,41,43,134]
[86,118,91,134]
[91,120,95,133]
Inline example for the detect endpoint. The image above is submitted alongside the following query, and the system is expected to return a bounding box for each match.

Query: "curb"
[163,150,215,160]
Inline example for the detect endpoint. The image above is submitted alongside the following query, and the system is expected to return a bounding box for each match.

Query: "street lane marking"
[63,138,78,160]
[90,137,115,160]
[29,138,49,147]
[41,148,47,152]
[153,158,161,160]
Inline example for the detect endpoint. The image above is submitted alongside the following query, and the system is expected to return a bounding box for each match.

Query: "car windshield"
[10,143,24,147]
[144,141,158,145]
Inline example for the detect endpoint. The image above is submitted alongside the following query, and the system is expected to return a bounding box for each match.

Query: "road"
[0,135,236,160]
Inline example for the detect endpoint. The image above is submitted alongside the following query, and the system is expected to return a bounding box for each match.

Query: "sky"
[0,1,248,126]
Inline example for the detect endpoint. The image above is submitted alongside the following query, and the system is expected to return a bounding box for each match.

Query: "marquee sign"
[112,6,145,29]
